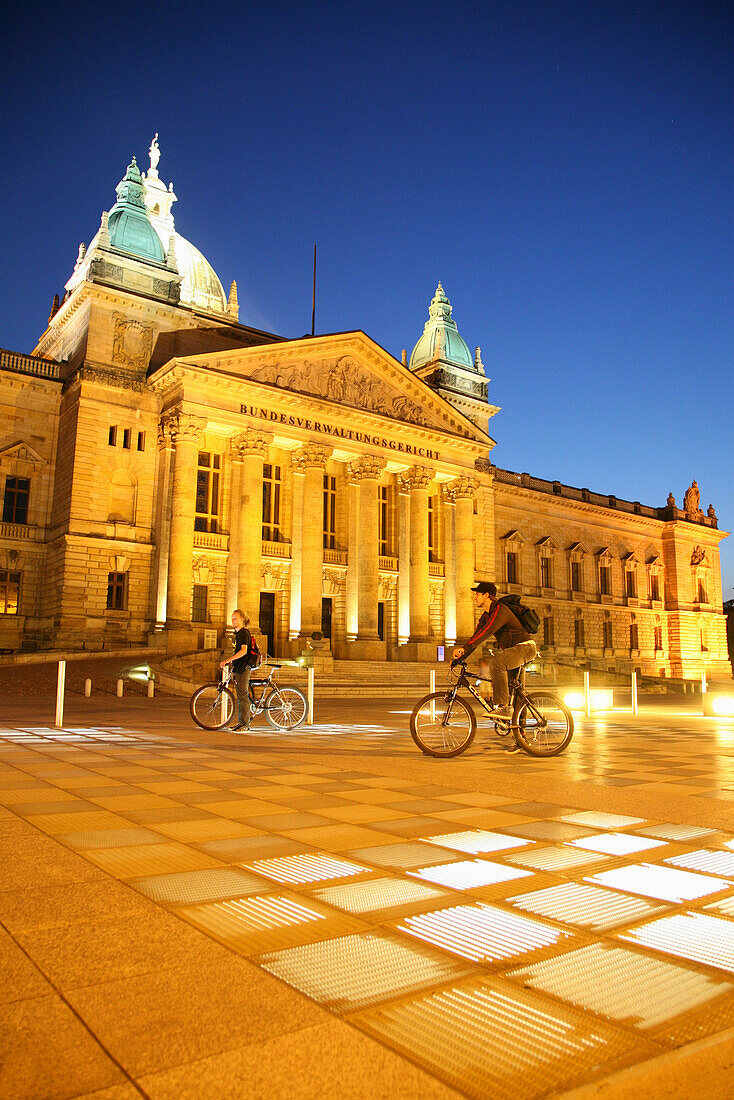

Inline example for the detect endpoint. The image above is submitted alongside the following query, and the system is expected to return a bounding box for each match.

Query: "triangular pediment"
[0,441,46,469]
[501,529,526,543]
[168,332,494,447]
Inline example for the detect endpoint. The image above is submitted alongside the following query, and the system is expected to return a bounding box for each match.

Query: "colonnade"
[156,412,479,653]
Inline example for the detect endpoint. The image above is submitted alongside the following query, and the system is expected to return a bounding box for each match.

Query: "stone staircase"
[155,650,556,700]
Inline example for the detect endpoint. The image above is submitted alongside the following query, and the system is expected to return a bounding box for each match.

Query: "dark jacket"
[462,600,529,658]
[231,627,252,674]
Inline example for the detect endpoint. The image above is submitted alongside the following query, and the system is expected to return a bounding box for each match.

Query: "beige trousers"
[479,641,537,706]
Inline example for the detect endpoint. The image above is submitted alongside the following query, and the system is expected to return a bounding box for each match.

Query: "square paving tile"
[82,842,222,878]
[196,835,308,861]
[132,867,271,905]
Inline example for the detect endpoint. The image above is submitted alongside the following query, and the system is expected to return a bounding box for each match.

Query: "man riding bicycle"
[453,582,537,718]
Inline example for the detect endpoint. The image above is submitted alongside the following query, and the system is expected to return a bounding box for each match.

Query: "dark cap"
[471,581,497,596]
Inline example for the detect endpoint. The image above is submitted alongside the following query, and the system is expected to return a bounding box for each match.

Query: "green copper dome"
[107,157,165,264]
[409,283,474,372]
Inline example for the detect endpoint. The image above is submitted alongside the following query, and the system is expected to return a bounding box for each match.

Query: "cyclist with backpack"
[453,582,538,720]
[220,609,258,731]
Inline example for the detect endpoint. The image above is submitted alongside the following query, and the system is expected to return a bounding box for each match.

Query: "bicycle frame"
[449,662,547,730]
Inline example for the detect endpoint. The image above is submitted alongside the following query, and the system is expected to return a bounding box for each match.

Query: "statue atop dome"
[149,133,160,173]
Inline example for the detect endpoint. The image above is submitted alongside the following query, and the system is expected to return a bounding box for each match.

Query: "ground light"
[703,694,734,717]
[564,689,614,713]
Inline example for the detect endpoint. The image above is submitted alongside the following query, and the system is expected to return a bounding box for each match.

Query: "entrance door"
[259,592,275,658]
[321,597,332,640]
[377,601,385,641]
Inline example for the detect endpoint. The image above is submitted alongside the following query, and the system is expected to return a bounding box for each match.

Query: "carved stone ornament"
[230,428,273,459]
[108,554,129,572]
[323,569,344,595]
[246,355,439,430]
[158,411,206,446]
[378,576,397,601]
[399,465,432,493]
[192,556,215,585]
[261,561,289,590]
[291,443,333,471]
[0,441,46,475]
[691,545,707,567]
[443,475,478,502]
[348,454,386,482]
[112,315,153,370]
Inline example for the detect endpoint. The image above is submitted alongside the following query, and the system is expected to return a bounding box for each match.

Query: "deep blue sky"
[2,1,732,595]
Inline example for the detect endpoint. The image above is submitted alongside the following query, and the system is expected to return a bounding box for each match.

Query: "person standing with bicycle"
[220,609,252,731]
[453,582,537,719]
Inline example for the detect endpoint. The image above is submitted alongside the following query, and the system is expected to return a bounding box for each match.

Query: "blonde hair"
[232,609,250,626]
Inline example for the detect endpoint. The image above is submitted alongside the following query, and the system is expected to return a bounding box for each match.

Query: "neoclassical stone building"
[0,139,730,679]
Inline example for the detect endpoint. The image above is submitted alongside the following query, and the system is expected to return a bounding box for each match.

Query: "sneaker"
[229,723,246,731]
[503,742,523,754]
[492,705,512,718]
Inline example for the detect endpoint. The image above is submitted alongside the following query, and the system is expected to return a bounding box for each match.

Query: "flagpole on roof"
[311,243,316,337]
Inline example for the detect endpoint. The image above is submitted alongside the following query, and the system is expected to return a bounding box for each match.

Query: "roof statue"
[149,132,160,173]
[684,480,703,518]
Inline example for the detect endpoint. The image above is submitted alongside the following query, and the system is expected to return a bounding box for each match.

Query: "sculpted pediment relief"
[0,442,46,471]
[240,353,482,440]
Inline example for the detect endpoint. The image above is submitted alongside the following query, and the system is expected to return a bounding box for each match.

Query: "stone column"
[397,483,410,644]
[450,476,478,642]
[164,411,206,637]
[441,486,456,645]
[292,444,332,637]
[153,420,175,625]
[403,466,432,644]
[231,428,273,627]
[349,456,386,647]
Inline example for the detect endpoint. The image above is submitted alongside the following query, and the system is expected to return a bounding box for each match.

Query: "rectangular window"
[108,425,117,446]
[571,561,582,592]
[106,572,127,611]
[654,626,663,651]
[626,569,637,598]
[377,601,385,642]
[378,485,389,556]
[262,463,281,541]
[603,621,613,649]
[192,584,208,622]
[697,579,707,604]
[323,474,336,550]
[137,431,146,452]
[630,622,639,650]
[599,564,611,595]
[122,428,131,450]
[507,552,517,585]
[650,573,660,601]
[2,477,30,525]
[574,617,584,648]
[540,556,552,588]
[543,616,554,646]
[195,452,221,533]
[0,570,20,615]
[428,495,438,562]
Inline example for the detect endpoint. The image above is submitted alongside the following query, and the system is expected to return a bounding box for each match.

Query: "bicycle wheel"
[266,686,308,730]
[190,684,236,730]
[410,692,476,758]
[514,693,573,756]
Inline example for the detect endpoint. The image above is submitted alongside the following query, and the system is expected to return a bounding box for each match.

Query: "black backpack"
[498,594,540,635]
[245,634,263,669]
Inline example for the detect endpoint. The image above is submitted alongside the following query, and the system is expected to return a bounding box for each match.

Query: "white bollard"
[116,679,124,698]
[583,670,591,718]
[307,667,315,725]
[55,660,66,728]
[631,670,638,716]
[147,679,155,699]
[429,668,436,720]
[84,678,91,698]
[702,671,707,694]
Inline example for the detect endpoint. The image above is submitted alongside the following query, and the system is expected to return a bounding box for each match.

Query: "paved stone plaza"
[2,687,734,1098]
